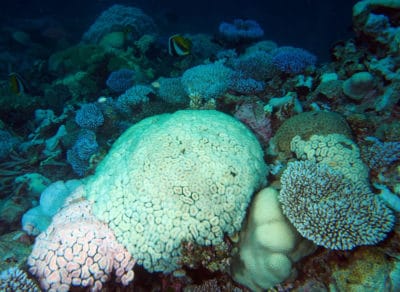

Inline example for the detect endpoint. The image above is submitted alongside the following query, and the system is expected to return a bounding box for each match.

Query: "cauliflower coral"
[28,188,136,291]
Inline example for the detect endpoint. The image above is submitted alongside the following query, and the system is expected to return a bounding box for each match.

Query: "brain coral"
[271,111,352,155]
[28,189,136,291]
[85,110,268,272]
[290,133,369,183]
[279,160,395,250]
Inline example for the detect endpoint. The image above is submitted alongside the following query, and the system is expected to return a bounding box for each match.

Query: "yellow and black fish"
[168,34,192,56]
[8,72,27,95]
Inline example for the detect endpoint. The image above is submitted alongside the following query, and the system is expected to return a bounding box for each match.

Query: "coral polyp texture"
[360,138,400,171]
[85,110,268,272]
[271,111,352,155]
[279,160,395,250]
[82,4,156,44]
[181,62,234,101]
[114,84,153,115]
[290,133,369,183]
[27,189,136,292]
[271,46,317,74]
[75,103,104,130]
[106,68,136,93]
[0,267,40,292]
[218,19,264,42]
[156,77,188,104]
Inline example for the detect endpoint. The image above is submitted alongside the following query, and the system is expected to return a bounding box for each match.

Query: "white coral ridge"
[231,187,316,291]
[85,110,268,272]
[290,133,369,183]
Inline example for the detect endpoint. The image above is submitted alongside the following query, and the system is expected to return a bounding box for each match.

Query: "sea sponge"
[231,187,316,291]
[342,71,375,100]
[271,111,352,155]
[85,110,268,272]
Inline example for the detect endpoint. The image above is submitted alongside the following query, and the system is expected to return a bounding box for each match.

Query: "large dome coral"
[85,110,268,272]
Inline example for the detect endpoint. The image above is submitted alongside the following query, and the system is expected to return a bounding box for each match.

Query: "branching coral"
[279,160,395,250]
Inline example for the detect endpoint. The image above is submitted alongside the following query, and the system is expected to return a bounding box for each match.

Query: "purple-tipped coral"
[106,69,136,93]
[75,103,104,130]
[361,137,400,171]
[272,46,317,74]
[234,102,271,145]
[219,19,264,42]
[82,4,156,44]
[66,130,99,177]
[114,84,153,115]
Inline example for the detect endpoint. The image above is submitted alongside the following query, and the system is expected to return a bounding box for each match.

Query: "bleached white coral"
[85,110,268,272]
[290,133,369,183]
[231,187,315,291]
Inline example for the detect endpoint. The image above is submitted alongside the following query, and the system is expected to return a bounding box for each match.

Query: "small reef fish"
[168,34,192,56]
[8,72,27,95]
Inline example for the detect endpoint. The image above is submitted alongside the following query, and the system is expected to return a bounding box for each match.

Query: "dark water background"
[1,0,358,60]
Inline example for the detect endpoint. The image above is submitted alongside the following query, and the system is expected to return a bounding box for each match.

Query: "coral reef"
[28,189,136,291]
[106,68,136,92]
[218,19,264,42]
[74,103,104,130]
[279,160,394,249]
[290,133,369,183]
[271,46,317,75]
[271,111,352,155]
[181,62,234,103]
[154,77,189,104]
[85,110,267,272]
[66,130,99,176]
[234,102,272,145]
[0,1,398,290]
[82,4,157,45]
[0,267,40,292]
[231,187,316,291]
